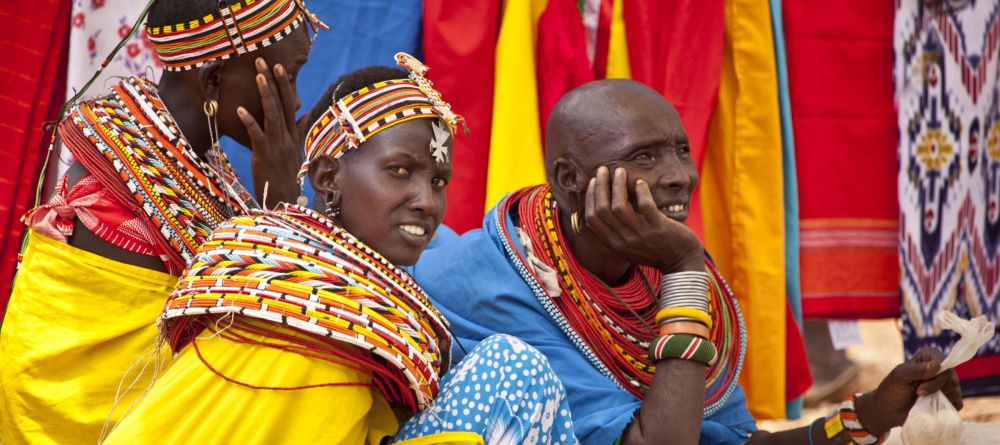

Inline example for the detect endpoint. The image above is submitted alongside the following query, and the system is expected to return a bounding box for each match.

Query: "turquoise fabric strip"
[767,0,804,420]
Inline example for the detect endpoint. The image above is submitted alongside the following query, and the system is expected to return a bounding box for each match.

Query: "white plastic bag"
[900,313,994,445]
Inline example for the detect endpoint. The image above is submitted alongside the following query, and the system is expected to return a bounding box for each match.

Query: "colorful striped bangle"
[823,394,885,445]
[648,334,718,366]
[838,394,886,445]
[654,307,713,328]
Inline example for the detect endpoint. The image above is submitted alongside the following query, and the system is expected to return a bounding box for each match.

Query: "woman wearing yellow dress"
[103,54,579,445]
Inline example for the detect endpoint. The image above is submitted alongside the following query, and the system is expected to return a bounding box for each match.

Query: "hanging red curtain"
[784,0,899,319]
[423,1,501,234]
[0,0,72,316]
[536,0,595,132]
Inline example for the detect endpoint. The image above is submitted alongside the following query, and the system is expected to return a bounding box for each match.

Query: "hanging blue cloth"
[221,0,423,202]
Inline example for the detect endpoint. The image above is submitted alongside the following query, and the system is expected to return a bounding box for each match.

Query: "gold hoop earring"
[570,211,583,235]
[203,99,218,118]
[202,98,234,213]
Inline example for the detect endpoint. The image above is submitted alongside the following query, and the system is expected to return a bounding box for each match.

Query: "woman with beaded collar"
[102,54,579,445]
[0,0,323,443]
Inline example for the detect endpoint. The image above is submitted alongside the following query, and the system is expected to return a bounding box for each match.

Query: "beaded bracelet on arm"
[648,333,718,366]
[823,394,886,445]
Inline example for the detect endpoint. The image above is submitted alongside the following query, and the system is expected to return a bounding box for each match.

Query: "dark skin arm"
[584,166,706,445]
[746,348,962,444]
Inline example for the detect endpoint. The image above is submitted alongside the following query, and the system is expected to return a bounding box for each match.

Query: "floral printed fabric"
[56,0,161,180]
[393,334,580,445]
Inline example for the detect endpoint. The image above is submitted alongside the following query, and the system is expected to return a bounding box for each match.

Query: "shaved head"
[544,79,694,219]
[545,80,681,177]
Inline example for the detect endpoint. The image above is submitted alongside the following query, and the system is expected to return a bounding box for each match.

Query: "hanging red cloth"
[784,0,900,319]
[622,0,723,169]
[536,0,595,132]
[422,1,501,234]
[0,0,72,316]
[785,305,813,401]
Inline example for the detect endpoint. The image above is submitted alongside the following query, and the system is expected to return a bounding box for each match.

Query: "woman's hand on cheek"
[583,165,704,274]
[238,57,304,208]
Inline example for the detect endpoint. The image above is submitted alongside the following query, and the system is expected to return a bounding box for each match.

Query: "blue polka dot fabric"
[393,334,579,444]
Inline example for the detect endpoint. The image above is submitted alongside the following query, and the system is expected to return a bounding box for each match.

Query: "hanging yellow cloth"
[605,0,632,79]
[0,231,176,445]
[484,0,550,209]
[700,0,788,420]
[102,324,403,444]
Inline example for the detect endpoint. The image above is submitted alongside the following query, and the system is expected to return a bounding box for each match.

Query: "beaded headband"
[146,0,327,72]
[298,53,465,188]
[162,205,452,411]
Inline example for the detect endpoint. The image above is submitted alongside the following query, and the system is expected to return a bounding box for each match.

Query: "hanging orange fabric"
[700,0,789,419]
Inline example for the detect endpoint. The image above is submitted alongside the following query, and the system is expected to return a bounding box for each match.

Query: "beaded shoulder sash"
[161,206,452,412]
[497,185,746,416]
[58,76,256,274]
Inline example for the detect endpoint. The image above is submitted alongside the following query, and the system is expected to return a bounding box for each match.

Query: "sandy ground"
[759,319,1000,438]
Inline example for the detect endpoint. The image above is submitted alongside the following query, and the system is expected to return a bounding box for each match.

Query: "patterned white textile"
[896,0,1000,395]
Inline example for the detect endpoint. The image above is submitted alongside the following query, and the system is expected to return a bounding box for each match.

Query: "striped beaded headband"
[146,0,327,72]
[162,205,452,411]
[298,53,465,185]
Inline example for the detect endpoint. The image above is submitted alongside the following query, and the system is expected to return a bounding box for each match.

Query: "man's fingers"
[940,370,964,410]
[892,358,942,385]
[915,369,951,396]
[915,368,962,410]
[255,58,282,132]
[634,179,662,222]
[585,176,623,244]
[593,166,623,228]
[273,64,298,131]
[610,167,642,227]
[913,347,946,364]
[237,106,266,149]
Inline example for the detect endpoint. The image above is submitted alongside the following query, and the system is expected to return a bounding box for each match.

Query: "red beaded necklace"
[517,186,659,394]
[509,185,743,406]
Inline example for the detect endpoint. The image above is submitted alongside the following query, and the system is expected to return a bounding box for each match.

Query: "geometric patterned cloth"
[896,0,1000,396]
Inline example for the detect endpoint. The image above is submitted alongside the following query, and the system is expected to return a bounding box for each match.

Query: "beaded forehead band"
[299,52,465,190]
[146,0,327,72]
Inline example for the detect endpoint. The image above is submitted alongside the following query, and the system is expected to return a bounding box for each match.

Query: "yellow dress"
[0,231,176,445]
[102,325,401,444]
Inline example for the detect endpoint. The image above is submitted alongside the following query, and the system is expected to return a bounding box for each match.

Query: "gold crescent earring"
[570,211,583,235]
